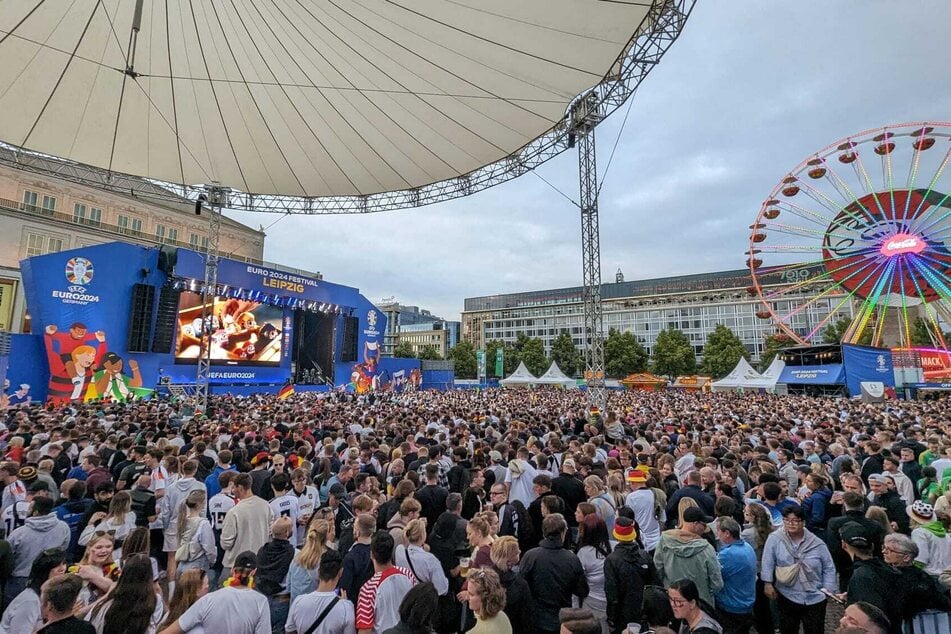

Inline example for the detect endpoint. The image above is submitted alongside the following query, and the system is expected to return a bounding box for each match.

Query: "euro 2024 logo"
[65,257,94,289]
[367,310,378,328]
[54,257,100,305]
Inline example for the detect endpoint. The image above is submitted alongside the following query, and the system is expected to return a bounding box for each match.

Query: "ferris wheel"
[748,122,951,348]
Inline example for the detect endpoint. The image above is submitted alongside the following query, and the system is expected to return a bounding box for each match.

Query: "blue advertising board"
[841,344,895,396]
[778,364,845,385]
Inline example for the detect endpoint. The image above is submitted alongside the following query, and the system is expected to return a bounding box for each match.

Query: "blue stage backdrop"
[841,344,895,396]
[15,241,419,403]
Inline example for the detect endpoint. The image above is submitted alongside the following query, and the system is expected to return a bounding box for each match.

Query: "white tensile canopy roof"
[710,357,782,391]
[500,361,538,386]
[0,1,653,199]
[536,361,577,388]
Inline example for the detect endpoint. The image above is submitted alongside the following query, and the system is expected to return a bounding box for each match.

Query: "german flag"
[277,384,295,400]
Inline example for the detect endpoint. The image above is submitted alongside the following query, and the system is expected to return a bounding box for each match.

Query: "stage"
[9,242,422,403]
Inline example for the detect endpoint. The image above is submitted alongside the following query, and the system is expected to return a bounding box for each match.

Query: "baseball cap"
[839,522,872,549]
[682,507,712,524]
[488,450,502,463]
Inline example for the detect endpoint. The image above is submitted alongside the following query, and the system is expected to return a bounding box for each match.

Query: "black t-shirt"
[38,616,95,634]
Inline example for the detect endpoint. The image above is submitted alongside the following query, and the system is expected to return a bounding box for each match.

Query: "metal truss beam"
[0,0,694,215]
[574,99,606,410]
[195,184,228,412]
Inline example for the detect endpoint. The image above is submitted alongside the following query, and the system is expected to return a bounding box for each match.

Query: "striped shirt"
[355,566,416,634]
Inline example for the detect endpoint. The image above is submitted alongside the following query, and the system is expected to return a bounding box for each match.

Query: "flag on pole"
[277,384,295,400]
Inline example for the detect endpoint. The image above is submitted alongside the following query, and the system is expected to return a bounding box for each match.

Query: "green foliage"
[392,341,416,359]
[550,331,582,377]
[651,328,696,378]
[448,341,476,378]
[822,317,872,345]
[519,336,549,377]
[759,332,794,372]
[416,346,442,361]
[604,328,648,378]
[911,316,935,347]
[701,324,750,378]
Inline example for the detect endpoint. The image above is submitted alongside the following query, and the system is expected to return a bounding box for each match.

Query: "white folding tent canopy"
[499,361,538,387]
[536,361,577,388]
[710,357,775,392]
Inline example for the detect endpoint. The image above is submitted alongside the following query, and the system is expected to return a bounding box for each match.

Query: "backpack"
[509,500,535,551]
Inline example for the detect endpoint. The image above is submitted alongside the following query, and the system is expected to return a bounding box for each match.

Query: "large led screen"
[174,294,282,365]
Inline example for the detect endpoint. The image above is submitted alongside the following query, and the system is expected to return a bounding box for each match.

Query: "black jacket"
[496,566,533,634]
[604,542,659,634]
[847,558,903,634]
[826,512,885,570]
[871,490,910,534]
[519,537,589,632]
[255,539,295,596]
[665,485,715,529]
[428,511,467,576]
[895,563,951,622]
[551,475,587,528]
[415,484,448,530]
[528,493,563,548]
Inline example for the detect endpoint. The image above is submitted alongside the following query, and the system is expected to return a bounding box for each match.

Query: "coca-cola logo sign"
[879,233,925,256]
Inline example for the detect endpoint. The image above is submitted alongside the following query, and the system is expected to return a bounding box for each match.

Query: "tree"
[911,316,935,347]
[701,324,750,378]
[604,328,649,378]
[652,328,696,378]
[393,341,416,358]
[822,317,872,345]
[759,332,794,371]
[550,331,582,377]
[448,341,477,379]
[416,346,442,361]
[519,337,549,377]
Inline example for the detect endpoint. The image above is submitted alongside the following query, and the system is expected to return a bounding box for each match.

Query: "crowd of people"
[0,387,948,634]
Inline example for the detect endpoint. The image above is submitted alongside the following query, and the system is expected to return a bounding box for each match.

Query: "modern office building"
[462,265,854,363]
[395,320,462,359]
[376,300,441,356]
[0,147,322,333]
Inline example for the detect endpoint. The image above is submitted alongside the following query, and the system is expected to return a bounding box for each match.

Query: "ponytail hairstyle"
[176,489,207,541]
[295,519,331,569]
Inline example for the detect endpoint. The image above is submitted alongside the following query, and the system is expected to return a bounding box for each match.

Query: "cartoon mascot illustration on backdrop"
[44,323,106,404]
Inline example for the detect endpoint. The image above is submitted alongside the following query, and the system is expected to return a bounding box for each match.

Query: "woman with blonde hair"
[467,568,511,634]
[477,510,499,541]
[162,569,209,630]
[865,506,893,535]
[489,536,531,634]
[79,490,136,558]
[606,473,627,510]
[467,516,494,569]
[584,476,616,533]
[175,489,215,576]
[287,518,335,602]
[74,532,121,609]
[394,518,448,595]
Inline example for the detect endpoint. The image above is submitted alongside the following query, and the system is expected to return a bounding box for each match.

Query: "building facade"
[462,265,853,363]
[376,300,440,356]
[395,320,461,359]
[0,149,319,333]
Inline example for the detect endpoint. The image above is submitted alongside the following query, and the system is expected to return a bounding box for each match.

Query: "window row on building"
[20,189,210,250]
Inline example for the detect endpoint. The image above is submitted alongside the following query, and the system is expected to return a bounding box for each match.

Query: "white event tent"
[499,362,538,387]
[710,357,784,392]
[536,361,577,388]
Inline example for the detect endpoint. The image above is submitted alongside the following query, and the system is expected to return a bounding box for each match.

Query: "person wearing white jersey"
[0,463,27,514]
[290,468,320,547]
[268,473,300,546]
[624,468,663,552]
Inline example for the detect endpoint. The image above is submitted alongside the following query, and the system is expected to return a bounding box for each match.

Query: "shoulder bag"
[303,596,341,634]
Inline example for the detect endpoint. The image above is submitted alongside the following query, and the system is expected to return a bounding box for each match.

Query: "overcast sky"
[227,1,951,322]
